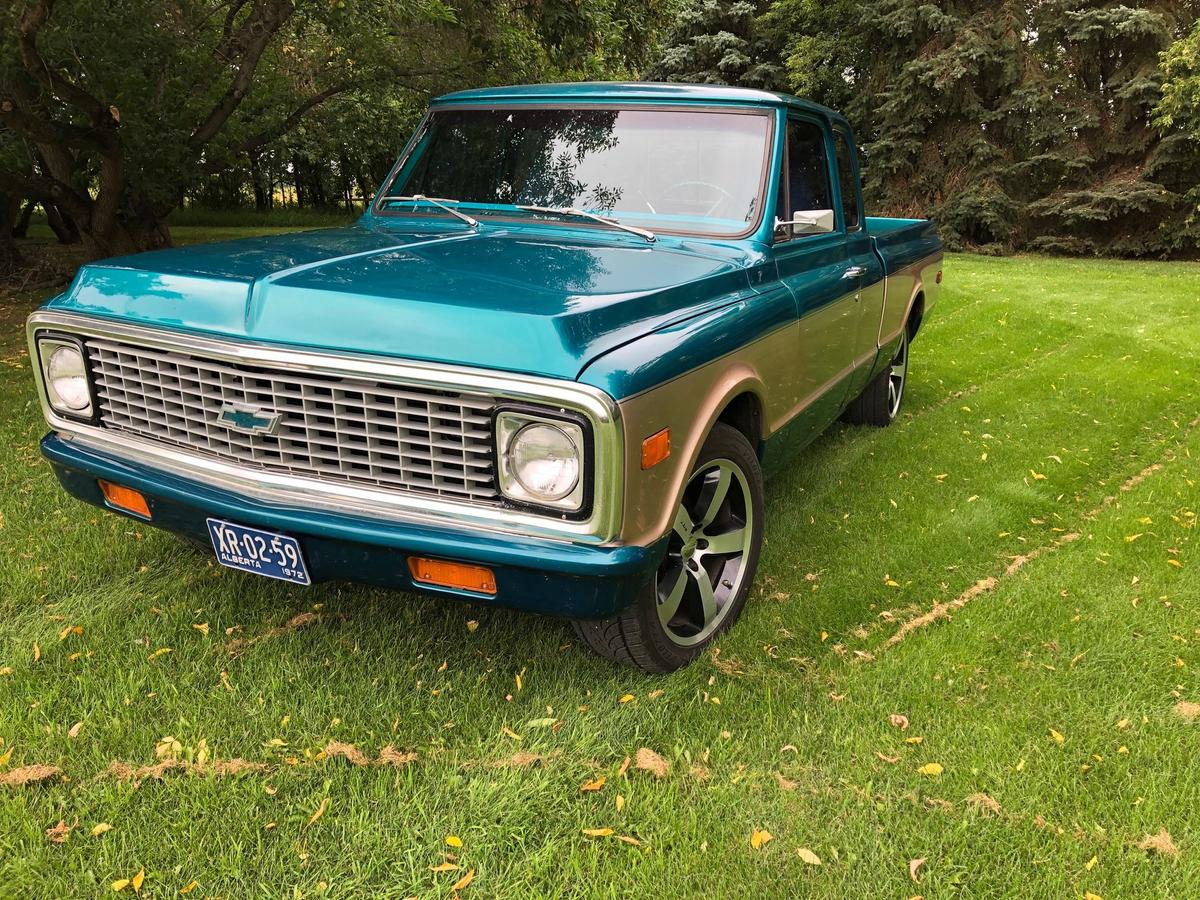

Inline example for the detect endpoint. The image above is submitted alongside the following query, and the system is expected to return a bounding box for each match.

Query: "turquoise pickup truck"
[27,83,941,672]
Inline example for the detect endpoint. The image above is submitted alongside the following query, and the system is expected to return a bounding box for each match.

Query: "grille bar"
[86,337,500,502]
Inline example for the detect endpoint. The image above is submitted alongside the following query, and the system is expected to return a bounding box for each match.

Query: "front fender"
[579,285,799,547]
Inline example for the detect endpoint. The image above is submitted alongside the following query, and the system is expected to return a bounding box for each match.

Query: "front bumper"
[42,434,665,619]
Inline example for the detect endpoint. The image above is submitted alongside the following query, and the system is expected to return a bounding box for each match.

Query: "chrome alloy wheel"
[888,330,909,420]
[656,458,756,647]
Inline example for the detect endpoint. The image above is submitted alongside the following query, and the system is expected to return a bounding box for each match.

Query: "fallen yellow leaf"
[904,736,924,745]
[32,642,40,662]
[618,694,635,704]
[1084,893,1102,900]
[501,726,521,741]
[429,862,461,873]
[583,827,614,837]
[179,881,198,894]
[615,794,625,811]
[909,857,926,883]
[917,763,943,777]
[1085,855,1098,871]
[192,623,209,635]
[451,869,475,891]
[750,829,773,849]
[797,847,822,865]
[131,869,144,894]
[1050,728,1065,745]
[91,823,113,837]
[580,776,606,792]
[306,797,329,826]
[111,879,130,892]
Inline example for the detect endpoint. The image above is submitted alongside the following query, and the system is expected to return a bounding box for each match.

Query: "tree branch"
[235,82,355,158]
[188,0,295,149]
[16,0,115,137]
[0,170,91,221]
[0,94,112,151]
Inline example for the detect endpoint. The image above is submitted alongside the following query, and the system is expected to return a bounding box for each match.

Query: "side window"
[833,129,861,231]
[776,118,833,241]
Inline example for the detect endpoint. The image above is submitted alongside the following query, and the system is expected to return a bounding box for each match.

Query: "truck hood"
[50,223,764,380]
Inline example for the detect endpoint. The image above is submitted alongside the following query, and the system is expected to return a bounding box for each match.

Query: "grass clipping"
[0,764,62,787]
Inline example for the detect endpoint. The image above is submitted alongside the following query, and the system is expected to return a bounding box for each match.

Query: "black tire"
[842,328,909,427]
[573,423,765,673]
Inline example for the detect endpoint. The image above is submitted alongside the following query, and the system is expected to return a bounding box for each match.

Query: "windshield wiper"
[516,205,655,243]
[377,194,479,229]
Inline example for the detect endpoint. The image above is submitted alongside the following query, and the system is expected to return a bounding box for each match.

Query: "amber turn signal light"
[98,480,151,518]
[408,557,497,595]
[641,427,671,470]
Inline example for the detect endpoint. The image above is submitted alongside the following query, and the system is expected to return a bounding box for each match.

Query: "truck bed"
[866,217,942,274]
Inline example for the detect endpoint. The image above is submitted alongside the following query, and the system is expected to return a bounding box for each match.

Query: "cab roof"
[432,82,845,123]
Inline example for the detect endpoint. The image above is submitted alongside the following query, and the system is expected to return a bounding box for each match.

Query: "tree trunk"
[44,202,82,245]
[250,153,270,210]
[13,199,35,238]
[0,193,24,276]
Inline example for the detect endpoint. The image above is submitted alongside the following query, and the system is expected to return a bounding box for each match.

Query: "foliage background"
[2,0,1200,263]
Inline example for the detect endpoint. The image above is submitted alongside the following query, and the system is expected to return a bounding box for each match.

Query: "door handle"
[842,266,867,279]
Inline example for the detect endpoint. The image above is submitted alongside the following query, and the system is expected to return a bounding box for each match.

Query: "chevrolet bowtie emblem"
[218,403,282,435]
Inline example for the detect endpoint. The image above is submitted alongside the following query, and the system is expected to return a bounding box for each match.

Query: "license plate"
[206,518,311,586]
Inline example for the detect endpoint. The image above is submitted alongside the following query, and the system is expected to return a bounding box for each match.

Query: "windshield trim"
[371,103,776,242]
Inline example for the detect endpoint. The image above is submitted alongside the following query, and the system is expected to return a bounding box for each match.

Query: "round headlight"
[506,422,580,501]
[47,345,91,411]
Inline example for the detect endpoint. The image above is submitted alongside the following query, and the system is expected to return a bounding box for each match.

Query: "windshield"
[378,107,772,237]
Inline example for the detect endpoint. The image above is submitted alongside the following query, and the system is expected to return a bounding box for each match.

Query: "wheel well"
[716,392,764,454]
[907,291,926,340]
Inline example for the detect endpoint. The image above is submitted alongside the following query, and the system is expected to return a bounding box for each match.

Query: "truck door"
[832,126,888,400]
[771,114,860,441]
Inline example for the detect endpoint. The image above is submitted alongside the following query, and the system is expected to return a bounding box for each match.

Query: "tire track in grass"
[864,418,1198,657]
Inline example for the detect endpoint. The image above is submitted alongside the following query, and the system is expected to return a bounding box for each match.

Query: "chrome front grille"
[85,338,499,503]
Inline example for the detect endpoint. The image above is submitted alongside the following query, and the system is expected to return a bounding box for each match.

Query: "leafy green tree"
[646,0,783,88]
[0,0,672,264]
[759,0,1200,256]
[1159,19,1200,140]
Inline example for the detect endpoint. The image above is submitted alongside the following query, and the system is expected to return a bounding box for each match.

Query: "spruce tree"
[646,0,784,88]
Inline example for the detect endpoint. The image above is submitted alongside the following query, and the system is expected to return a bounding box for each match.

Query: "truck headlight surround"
[495,409,589,514]
[37,334,96,421]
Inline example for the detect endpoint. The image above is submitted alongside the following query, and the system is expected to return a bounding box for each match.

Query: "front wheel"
[573,423,764,673]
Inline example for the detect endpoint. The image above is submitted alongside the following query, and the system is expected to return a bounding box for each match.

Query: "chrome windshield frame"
[27,310,625,545]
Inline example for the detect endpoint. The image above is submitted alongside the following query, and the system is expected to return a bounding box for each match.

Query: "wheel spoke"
[657,566,688,627]
[691,565,718,624]
[672,504,695,541]
[694,465,732,529]
[701,524,746,556]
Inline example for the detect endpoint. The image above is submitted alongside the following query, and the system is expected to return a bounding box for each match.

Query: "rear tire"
[573,423,764,673]
[842,328,908,427]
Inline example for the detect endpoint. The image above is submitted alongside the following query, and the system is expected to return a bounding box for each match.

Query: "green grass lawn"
[1,245,1199,897]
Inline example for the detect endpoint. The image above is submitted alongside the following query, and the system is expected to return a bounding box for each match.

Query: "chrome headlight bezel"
[35,332,97,423]
[495,407,591,517]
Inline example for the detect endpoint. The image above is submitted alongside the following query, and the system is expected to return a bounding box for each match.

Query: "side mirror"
[774,208,835,235]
